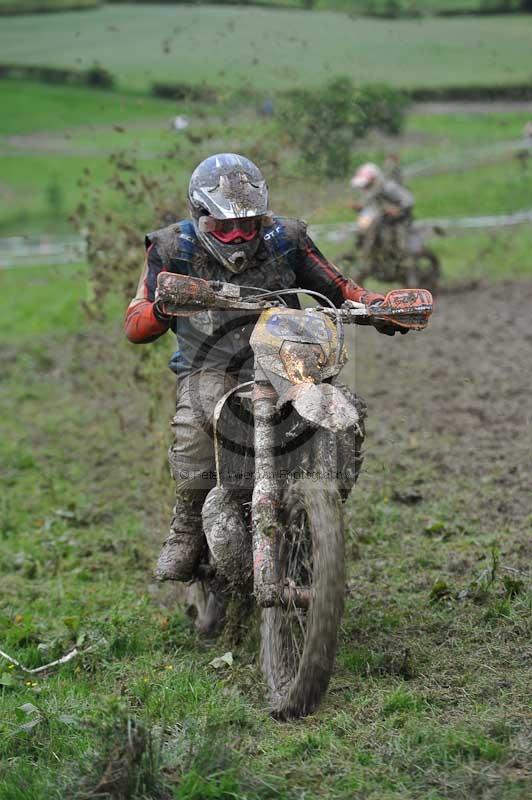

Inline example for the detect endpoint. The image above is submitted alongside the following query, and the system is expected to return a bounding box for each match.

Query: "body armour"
[146,217,305,379]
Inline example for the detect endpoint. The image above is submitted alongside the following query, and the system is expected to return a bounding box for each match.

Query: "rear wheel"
[409,248,440,292]
[260,478,345,719]
[185,580,228,638]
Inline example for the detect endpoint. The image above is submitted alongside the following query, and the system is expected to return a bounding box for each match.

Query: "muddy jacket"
[363,180,413,218]
[124,216,379,377]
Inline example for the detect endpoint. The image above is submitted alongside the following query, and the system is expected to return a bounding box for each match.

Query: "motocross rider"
[125,154,407,584]
[351,162,413,259]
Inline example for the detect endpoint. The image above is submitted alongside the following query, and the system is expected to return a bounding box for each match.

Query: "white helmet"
[350,163,383,191]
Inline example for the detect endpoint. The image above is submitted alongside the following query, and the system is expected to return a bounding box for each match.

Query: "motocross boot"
[155,493,204,582]
[195,592,229,639]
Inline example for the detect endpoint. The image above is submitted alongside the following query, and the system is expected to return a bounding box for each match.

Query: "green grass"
[1,6,531,797]
[0,80,182,136]
[431,225,532,282]
[412,160,532,217]
[1,261,89,339]
[2,79,532,237]
[0,80,189,234]
[321,224,532,286]
[400,109,532,167]
[1,5,531,92]
[1,263,530,798]
[407,110,532,148]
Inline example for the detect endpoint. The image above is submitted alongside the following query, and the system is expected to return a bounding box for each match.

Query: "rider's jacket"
[363,180,414,218]
[125,216,376,377]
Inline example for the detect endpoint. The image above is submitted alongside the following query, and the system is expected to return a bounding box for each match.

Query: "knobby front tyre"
[260,478,345,719]
[412,248,440,292]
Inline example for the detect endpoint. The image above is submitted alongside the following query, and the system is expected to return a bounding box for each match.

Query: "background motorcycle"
[157,272,432,719]
[355,203,442,292]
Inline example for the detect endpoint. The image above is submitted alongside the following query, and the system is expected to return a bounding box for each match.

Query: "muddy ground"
[133,278,532,565]
[2,275,531,798]
[350,278,531,537]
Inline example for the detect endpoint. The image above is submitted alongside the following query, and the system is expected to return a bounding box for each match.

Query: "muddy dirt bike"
[156,272,433,719]
[350,203,442,292]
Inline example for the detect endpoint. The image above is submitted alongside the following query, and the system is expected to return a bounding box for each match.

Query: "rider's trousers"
[166,370,366,579]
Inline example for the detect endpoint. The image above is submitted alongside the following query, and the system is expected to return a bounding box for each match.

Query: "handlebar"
[155,272,433,331]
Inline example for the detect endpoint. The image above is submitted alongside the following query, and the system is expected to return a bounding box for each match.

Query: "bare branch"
[0,647,79,675]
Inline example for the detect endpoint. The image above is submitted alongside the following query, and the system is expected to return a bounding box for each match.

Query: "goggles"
[198,215,262,243]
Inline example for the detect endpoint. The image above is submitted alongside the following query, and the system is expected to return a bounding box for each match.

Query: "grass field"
[1,5,532,92]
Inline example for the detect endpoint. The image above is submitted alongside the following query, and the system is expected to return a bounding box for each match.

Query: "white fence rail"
[402,138,531,178]
[1,207,532,267]
[0,235,86,269]
[310,208,532,244]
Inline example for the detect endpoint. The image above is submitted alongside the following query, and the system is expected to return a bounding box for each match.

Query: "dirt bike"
[156,272,433,719]
[353,203,442,292]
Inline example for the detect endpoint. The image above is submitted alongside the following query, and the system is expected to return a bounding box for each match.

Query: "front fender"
[277,382,359,433]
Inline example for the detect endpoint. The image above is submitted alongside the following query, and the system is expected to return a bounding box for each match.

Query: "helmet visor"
[198,215,262,243]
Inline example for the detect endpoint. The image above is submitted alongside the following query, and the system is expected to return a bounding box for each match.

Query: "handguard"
[368,289,433,330]
[155,272,254,315]
[156,272,218,316]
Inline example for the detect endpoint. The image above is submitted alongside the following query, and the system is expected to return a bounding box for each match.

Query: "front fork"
[251,382,281,608]
[251,379,334,609]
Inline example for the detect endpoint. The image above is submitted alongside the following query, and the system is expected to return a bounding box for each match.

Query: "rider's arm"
[294,224,384,307]
[124,243,173,343]
[383,181,414,216]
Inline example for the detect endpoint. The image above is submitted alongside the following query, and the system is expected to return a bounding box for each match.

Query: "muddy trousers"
[156,371,237,582]
[155,370,366,582]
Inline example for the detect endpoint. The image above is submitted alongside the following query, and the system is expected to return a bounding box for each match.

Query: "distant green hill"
[1,4,531,92]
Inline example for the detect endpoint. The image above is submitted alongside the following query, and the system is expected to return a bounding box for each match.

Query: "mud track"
[349,279,532,535]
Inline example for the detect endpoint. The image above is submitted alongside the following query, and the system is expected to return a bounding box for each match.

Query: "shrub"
[0,0,100,14]
[0,62,114,89]
[409,83,532,101]
[357,83,409,136]
[279,77,408,178]
[71,152,183,311]
[86,64,114,89]
[151,81,218,103]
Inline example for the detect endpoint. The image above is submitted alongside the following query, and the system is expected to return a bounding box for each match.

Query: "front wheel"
[408,248,440,292]
[260,478,345,719]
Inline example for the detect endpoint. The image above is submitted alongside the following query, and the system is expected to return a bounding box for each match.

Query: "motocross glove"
[373,319,409,336]
[370,301,409,336]
[343,296,408,336]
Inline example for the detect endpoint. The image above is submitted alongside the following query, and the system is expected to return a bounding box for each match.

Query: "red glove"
[359,290,385,306]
